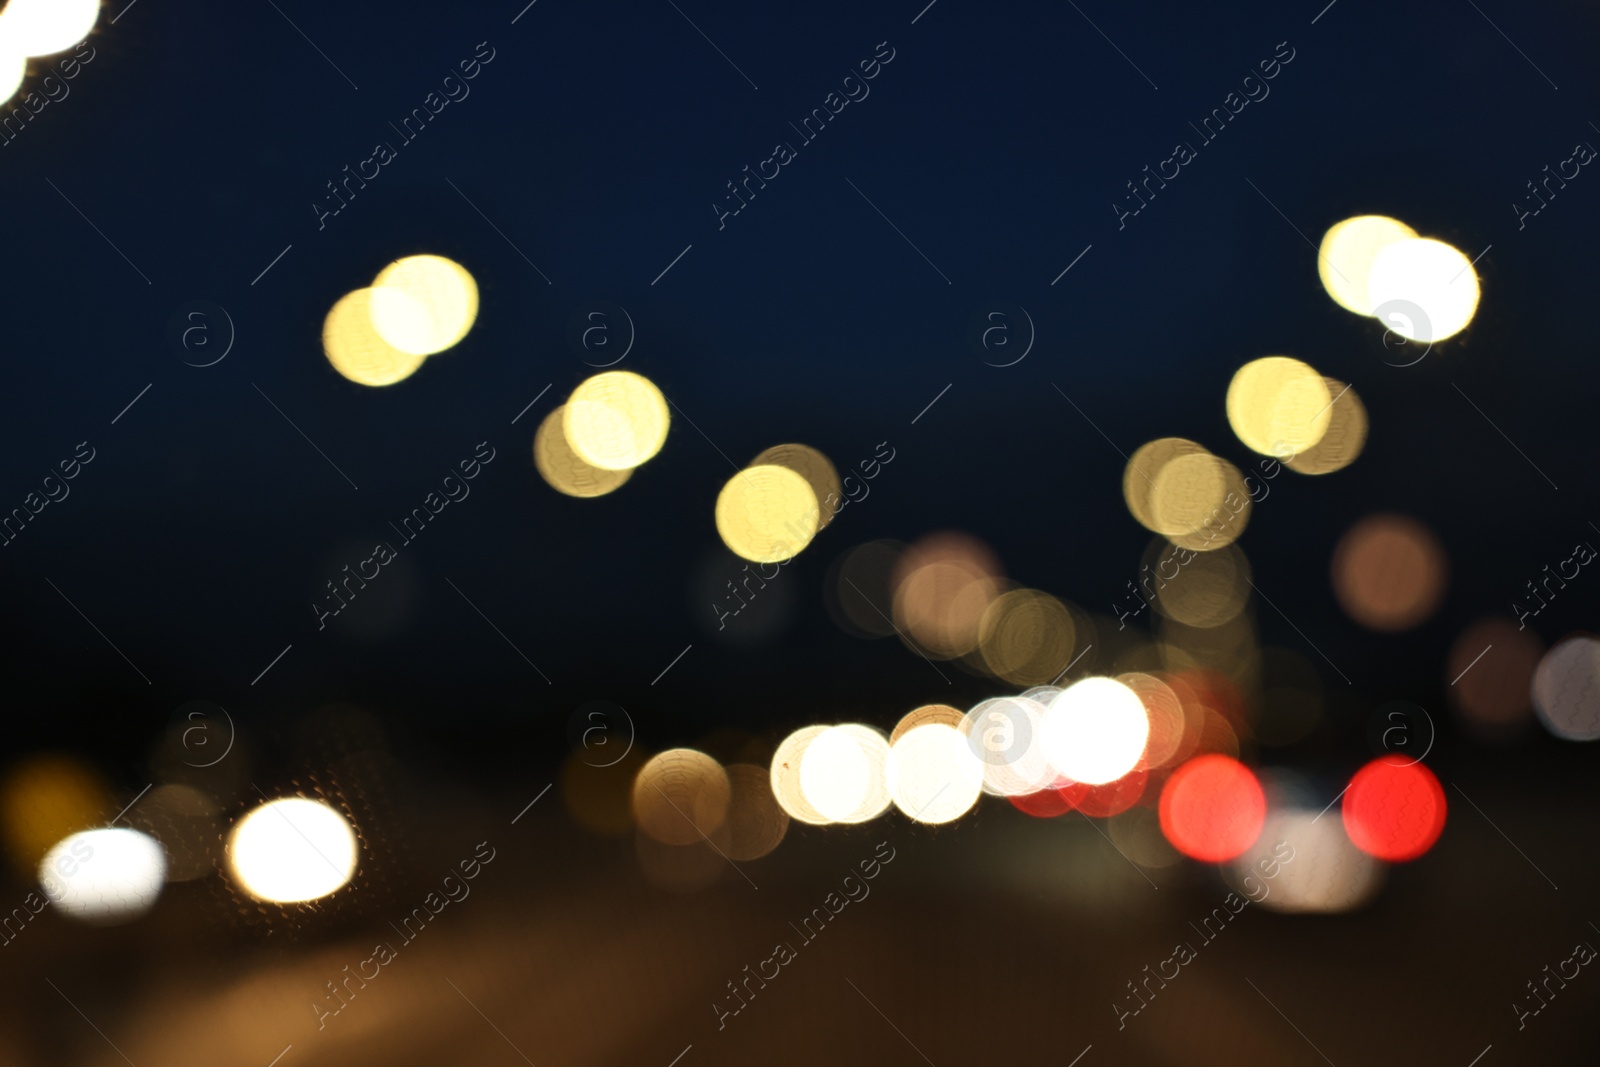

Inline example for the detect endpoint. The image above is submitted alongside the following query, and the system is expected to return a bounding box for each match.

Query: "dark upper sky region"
[0,0,1595,782]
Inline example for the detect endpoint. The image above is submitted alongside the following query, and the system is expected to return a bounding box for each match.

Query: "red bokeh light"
[1341,757,1447,862]
[1076,769,1147,818]
[1009,782,1078,818]
[1158,754,1266,862]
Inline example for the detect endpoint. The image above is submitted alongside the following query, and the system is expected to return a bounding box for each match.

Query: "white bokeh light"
[798,725,893,824]
[887,723,984,824]
[962,696,1054,797]
[38,828,166,924]
[228,797,358,903]
[1041,677,1150,785]
[0,0,99,59]
[1365,237,1480,342]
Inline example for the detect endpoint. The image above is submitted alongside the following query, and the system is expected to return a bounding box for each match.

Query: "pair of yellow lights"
[323,255,480,386]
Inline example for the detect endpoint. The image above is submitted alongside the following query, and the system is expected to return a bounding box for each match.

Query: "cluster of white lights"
[772,677,1151,828]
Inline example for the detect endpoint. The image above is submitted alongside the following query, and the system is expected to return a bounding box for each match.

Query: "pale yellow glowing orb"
[1366,237,1480,343]
[534,405,631,498]
[563,371,670,471]
[0,0,98,58]
[1284,378,1367,476]
[1318,215,1417,315]
[1226,356,1333,458]
[751,443,841,529]
[799,725,893,824]
[1041,677,1150,786]
[228,798,358,903]
[715,464,819,564]
[322,289,428,387]
[887,723,984,824]
[368,255,479,356]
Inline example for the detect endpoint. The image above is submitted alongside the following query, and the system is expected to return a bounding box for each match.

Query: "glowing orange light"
[1158,754,1265,863]
[1341,757,1446,862]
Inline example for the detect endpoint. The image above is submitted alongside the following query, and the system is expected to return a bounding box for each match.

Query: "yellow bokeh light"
[887,724,983,824]
[564,371,670,471]
[1124,437,1207,534]
[1149,540,1251,628]
[715,465,819,564]
[721,763,790,861]
[978,589,1076,685]
[631,749,730,846]
[889,703,967,743]
[751,444,841,530]
[798,725,893,824]
[0,754,109,873]
[1227,356,1332,458]
[770,726,832,826]
[322,289,428,387]
[1284,378,1367,475]
[534,405,632,498]
[1040,677,1150,786]
[367,255,479,356]
[1318,215,1416,315]
[0,0,98,59]
[228,797,358,904]
[1366,237,1480,343]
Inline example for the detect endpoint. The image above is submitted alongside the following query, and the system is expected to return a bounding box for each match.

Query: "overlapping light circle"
[798,725,893,824]
[1226,356,1332,459]
[1040,677,1150,786]
[716,464,819,564]
[322,255,477,386]
[534,405,632,498]
[1367,237,1480,342]
[564,371,671,471]
[1317,215,1417,314]
[887,723,983,823]
[368,255,479,356]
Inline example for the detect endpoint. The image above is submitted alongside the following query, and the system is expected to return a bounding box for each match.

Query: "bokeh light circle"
[1366,237,1480,342]
[770,726,832,826]
[799,725,893,824]
[1226,356,1332,459]
[0,0,99,58]
[888,724,984,824]
[1283,378,1367,476]
[534,405,632,498]
[1331,514,1447,631]
[1158,754,1266,862]
[1341,757,1446,862]
[228,797,358,903]
[715,465,819,564]
[1040,677,1150,786]
[322,289,428,387]
[1531,636,1600,741]
[368,254,479,356]
[1317,215,1417,315]
[38,828,166,924]
[751,444,841,530]
[564,371,670,471]
[631,749,731,846]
